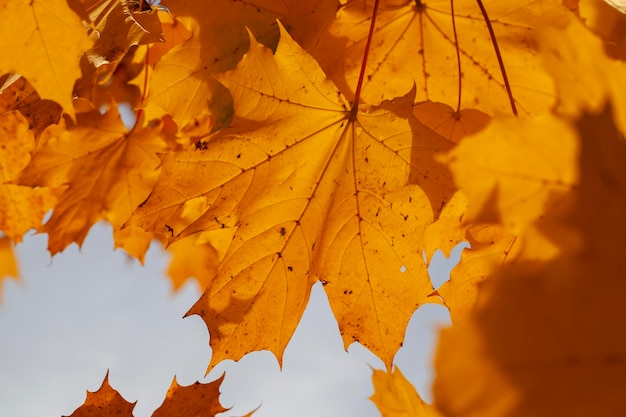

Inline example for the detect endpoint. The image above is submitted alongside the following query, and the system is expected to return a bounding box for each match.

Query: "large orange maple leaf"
[129,24,456,369]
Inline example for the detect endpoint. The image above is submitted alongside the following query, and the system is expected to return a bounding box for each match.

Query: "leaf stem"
[351,0,381,117]
[130,45,151,134]
[475,0,518,116]
[450,0,462,113]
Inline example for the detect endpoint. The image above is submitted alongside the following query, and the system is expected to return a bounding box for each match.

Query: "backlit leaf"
[308,0,572,115]
[152,374,229,417]
[130,24,455,369]
[371,367,441,417]
[0,0,92,114]
[0,111,62,242]
[64,371,135,417]
[434,20,626,415]
[18,105,172,255]
[0,236,19,301]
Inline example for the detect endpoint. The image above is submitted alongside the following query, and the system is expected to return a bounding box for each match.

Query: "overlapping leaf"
[146,0,285,131]
[0,0,92,114]
[0,111,62,242]
[308,0,573,115]
[0,236,18,300]
[129,25,456,368]
[434,18,626,417]
[435,224,520,322]
[435,107,626,417]
[0,75,63,137]
[81,0,164,67]
[371,367,441,417]
[18,105,173,255]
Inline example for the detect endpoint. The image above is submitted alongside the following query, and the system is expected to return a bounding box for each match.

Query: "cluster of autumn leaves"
[2,0,626,415]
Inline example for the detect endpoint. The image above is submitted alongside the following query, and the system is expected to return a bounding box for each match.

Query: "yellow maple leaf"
[0,111,62,242]
[540,12,626,132]
[0,0,92,115]
[423,190,468,261]
[370,367,441,417]
[434,19,626,417]
[435,109,626,417]
[166,234,219,291]
[18,105,172,255]
[442,114,579,235]
[412,102,490,144]
[0,236,19,301]
[435,223,520,322]
[307,0,573,115]
[129,24,456,369]
[145,0,284,131]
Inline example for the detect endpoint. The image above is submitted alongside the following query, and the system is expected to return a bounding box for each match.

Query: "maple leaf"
[540,12,626,130]
[80,0,164,67]
[434,19,626,417]
[0,75,63,137]
[307,0,573,115]
[442,113,579,235]
[145,0,284,130]
[18,104,173,255]
[422,191,468,261]
[166,234,219,291]
[434,223,520,322]
[412,102,490,144]
[129,24,456,369]
[68,372,236,417]
[0,0,92,115]
[64,371,136,417]
[435,105,626,417]
[0,111,62,242]
[370,367,441,417]
[0,236,19,301]
[578,0,626,59]
[152,374,229,417]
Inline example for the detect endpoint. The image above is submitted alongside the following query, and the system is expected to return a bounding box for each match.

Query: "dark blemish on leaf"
[236,153,241,158]
[165,224,174,235]
[287,266,293,271]
[277,252,282,258]
[194,140,208,150]
[279,227,286,236]
[320,279,328,286]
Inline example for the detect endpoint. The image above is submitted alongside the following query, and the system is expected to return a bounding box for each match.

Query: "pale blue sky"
[0,223,458,417]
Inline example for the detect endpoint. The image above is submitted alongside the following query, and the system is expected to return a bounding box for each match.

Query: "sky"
[0,223,460,417]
